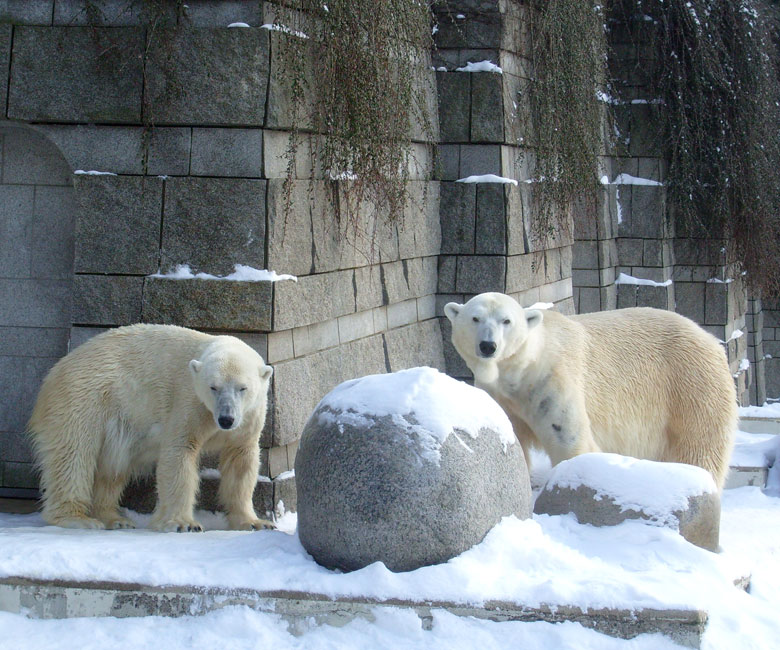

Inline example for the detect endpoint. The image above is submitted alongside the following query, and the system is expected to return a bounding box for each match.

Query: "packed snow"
[455,174,518,185]
[150,264,297,283]
[1,404,779,649]
[541,453,717,523]
[615,272,673,287]
[455,61,503,74]
[312,367,517,458]
[600,173,663,186]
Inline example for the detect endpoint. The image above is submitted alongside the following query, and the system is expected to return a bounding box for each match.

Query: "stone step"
[725,466,769,490]
[0,576,707,648]
[738,417,780,435]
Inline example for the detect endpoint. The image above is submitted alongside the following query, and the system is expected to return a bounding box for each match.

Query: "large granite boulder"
[295,367,531,572]
[533,453,721,551]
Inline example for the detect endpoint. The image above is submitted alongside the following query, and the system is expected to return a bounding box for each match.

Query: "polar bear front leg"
[150,437,204,532]
[536,389,600,466]
[218,438,274,531]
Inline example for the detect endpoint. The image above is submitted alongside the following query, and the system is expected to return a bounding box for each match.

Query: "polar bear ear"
[260,364,273,381]
[444,302,462,323]
[525,309,544,330]
[189,359,203,375]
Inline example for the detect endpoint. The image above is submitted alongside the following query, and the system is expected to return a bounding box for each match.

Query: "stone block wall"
[572,6,756,405]
[433,0,574,380]
[0,125,74,495]
[761,300,780,400]
[0,1,444,508]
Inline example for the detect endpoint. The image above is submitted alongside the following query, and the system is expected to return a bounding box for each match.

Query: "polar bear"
[444,293,737,490]
[28,324,274,532]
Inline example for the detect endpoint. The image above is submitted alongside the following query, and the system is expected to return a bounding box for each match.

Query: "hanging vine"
[272,0,437,226]
[609,0,780,297]
[527,0,608,238]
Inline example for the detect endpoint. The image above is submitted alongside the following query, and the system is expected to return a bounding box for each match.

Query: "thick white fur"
[28,324,274,532]
[445,293,737,489]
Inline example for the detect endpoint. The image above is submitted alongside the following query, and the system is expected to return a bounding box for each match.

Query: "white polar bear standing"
[28,324,274,532]
[445,293,737,490]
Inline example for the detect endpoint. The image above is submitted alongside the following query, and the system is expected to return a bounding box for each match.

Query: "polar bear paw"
[231,517,275,531]
[103,515,137,530]
[150,516,204,533]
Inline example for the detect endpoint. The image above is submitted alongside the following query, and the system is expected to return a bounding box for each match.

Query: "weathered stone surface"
[2,127,73,186]
[0,25,11,110]
[399,181,441,259]
[437,71,470,142]
[383,320,445,372]
[266,31,316,130]
[471,72,504,143]
[475,184,507,254]
[534,454,721,552]
[191,128,263,177]
[273,270,355,331]
[459,144,501,178]
[456,255,506,294]
[180,0,262,26]
[142,277,272,331]
[145,27,268,125]
[0,326,68,358]
[436,144,460,181]
[161,178,266,276]
[73,275,143,326]
[146,128,192,176]
[74,175,162,275]
[38,125,142,175]
[380,258,437,304]
[440,182,476,254]
[630,186,664,239]
[9,27,144,122]
[437,255,457,293]
[271,335,387,447]
[433,7,502,50]
[53,0,177,26]
[1,1,53,24]
[296,369,531,572]
[0,355,56,434]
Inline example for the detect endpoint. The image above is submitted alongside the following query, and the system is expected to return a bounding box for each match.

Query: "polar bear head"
[444,292,543,366]
[189,337,273,431]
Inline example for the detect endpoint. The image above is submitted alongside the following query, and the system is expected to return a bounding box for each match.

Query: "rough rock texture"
[295,376,532,573]
[533,454,721,552]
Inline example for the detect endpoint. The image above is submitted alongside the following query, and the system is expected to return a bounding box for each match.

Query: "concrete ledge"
[726,466,768,489]
[0,577,707,648]
[738,417,780,435]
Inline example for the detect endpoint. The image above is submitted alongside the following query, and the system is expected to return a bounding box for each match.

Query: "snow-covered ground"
[1,406,779,649]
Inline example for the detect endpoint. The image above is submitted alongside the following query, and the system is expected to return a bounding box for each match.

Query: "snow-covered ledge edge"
[149,264,297,283]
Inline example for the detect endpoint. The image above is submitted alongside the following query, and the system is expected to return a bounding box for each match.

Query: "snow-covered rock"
[534,453,721,551]
[295,367,531,572]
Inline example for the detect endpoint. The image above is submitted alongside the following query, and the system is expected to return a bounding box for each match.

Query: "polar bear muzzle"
[479,340,497,357]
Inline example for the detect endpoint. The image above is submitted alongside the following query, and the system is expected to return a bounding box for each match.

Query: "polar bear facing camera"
[28,324,274,532]
[444,293,737,490]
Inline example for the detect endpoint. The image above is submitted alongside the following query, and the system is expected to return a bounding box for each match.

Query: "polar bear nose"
[479,341,497,357]
[218,415,234,429]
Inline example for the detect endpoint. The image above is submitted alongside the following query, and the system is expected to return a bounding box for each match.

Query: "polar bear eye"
[503,319,511,325]
[472,316,480,323]
[210,386,217,392]
[238,386,247,393]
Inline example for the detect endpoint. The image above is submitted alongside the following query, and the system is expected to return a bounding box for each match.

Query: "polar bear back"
[30,325,214,437]
[565,307,737,464]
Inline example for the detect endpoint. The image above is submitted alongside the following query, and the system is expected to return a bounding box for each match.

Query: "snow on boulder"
[295,367,532,572]
[534,453,721,551]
